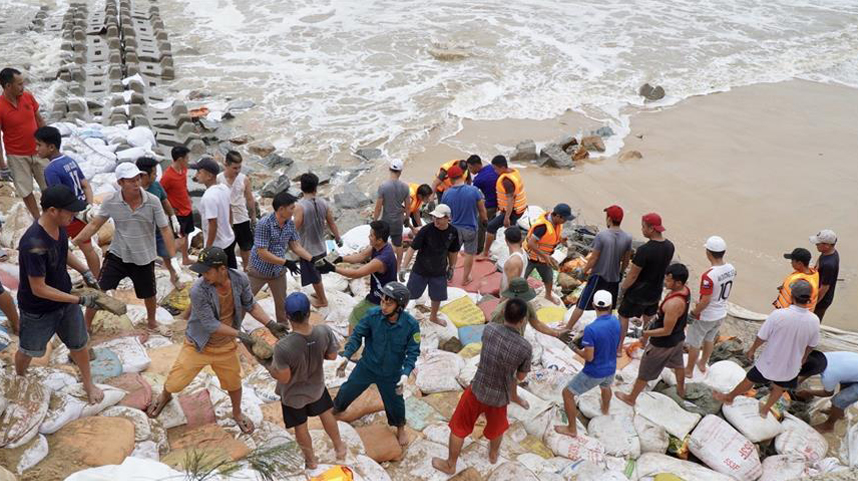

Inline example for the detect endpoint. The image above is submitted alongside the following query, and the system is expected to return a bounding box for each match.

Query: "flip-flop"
[234,414,255,434]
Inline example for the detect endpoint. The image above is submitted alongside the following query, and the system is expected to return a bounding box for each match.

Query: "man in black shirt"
[617,213,674,355]
[811,229,839,321]
[402,204,461,326]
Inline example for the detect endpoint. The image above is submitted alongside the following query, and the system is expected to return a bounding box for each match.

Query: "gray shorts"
[455,226,478,254]
[685,315,724,348]
[638,343,685,381]
[566,371,615,396]
[384,220,403,247]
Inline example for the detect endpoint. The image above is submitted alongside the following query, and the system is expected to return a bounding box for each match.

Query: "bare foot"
[429,316,447,327]
[554,425,578,438]
[334,442,347,461]
[304,456,318,470]
[512,396,530,409]
[545,294,561,305]
[758,402,770,418]
[311,300,328,308]
[684,370,694,379]
[697,361,708,374]
[84,383,105,404]
[397,427,409,447]
[488,447,500,464]
[463,275,473,285]
[431,457,456,475]
[615,391,636,406]
[712,392,733,405]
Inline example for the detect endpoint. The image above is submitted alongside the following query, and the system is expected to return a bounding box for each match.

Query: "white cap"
[704,235,727,252]
[593,290,612,309]
[810,229,837,245]
[429,204,451,218]
[389,158,404,172]
[115,162,143,180]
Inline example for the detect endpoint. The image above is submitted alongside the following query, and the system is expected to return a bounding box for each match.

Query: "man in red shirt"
[0,68,47,220]
[160,146,195,265]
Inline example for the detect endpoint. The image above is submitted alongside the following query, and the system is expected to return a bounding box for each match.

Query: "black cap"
[553,203,574,220]
[784,247,812,266]
[40,185,87,212]
[190,157,221,175]
[190,247,229,274]
[798,350,828,378]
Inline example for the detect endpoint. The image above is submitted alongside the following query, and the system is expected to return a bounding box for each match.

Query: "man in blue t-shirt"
[554,290,621,438]
[467,155,498,255]
[35,126,100,277]
[441,163,486,285]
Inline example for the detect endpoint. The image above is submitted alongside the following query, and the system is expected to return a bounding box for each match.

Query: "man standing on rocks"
[617,263,690,406]
[317,221,396,335]
[217,151,256,270]
[373,159,410,271]
[405,182,432,232]
[467,155,498,255]
[555,290,621,438]
[146,247,276,434]
[774,247,819,311]
[248,191,318,333]
[15,185,103,403]
[266,292,346,468]
[810,229,839,321]
[479,155,527,259]
[565,205,632,330]
[433,298,532,475]
[35,126,100,277]
[0,67,46,219]
[295,172,343,309]
[334,282,419,447]
[430,158,470,202]
[192,158,237,269]
[160,146,195,266]
[136,157,181,287]
[441,163,487,285]
[524,203,574,305]
[402,205,460,326]
[715,279,820,417]
[685,235,736,377]
[74,163,175,337]
[617,213,675,355]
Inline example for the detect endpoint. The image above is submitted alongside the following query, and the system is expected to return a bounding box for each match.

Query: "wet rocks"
[248,140,276,157]
[260,174,291,198]
[537,144,574,168]
[261,152,294,170]
[594,126,615,138]
[226,99,255,111]
[580,135,606,152]
[558,135,578,152]
[428,43,470,61]
[572,146,589,161]
[335,184,372,209]
[229,133,252,145]
[188,89,212,100]
[355,148,382,161]
[618,150,643,161]
[639,83,665,101]
[510,139,537,162]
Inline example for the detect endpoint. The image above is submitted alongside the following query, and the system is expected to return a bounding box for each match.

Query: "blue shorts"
[407,271,447,302]
[566,371,614,396]
[19,303,89,358]
[833,383,858,410]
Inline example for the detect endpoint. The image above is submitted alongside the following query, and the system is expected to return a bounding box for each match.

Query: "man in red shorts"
[432,298,532,475]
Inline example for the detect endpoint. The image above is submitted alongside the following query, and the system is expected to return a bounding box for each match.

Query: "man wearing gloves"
[146,247,277,434]
[333,282,420,446]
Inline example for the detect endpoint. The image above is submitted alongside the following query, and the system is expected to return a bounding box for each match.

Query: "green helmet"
[381,281,410,309]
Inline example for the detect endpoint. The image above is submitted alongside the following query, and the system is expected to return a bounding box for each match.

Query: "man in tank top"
[294,173,343,308]
[217,151,256,270]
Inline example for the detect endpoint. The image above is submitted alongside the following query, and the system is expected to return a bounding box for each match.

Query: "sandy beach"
[396,79,856,331]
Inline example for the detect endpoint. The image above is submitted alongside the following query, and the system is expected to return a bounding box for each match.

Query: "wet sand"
[399,80,856,331]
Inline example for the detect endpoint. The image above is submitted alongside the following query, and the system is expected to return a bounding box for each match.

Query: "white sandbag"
[339,224,371,255]
[126,126,156,149]
[524,405,585,440]
[540,345,580,374]
[847,413,858,468]
[97,336,151,373]
[516,454,581,479]
[419,312,458,352]
[543,426,606,464]
[0,374,51,449]
[39,391,86,434]
[703,360,748,393]
[243,366,280,403]
[526,367,573,405]
[101,406,152,442]
[349,278,370,299]
[577,385,633,419]
[775,413,828,463]
[487,461,540,481]
[416,350,465,394]
[508,386,552,424]
[439,287,471,308]
[116,146,151,163]
[323,358,355,389]
[760,455,813,481]
[63,456,183,481]
[636,391,702,439]
[130,440,160,461]
[815,457,847,474]
[155,307,176,326]
[517,206,545,230]
[210,386,265,430]
[17,434,48,474]
[56,384,126,418]
[353,455,392,481]
[634,414,670,454]
[565,309,597,334]
[661,353,706,386]
[155,396,187,429]
[635,453,735,481]
[587,414,640,458]
[44,370,79,393]
[722,395,783,443]
[323,272,351,292]
[688,414,763,481]
[456,355,480,388]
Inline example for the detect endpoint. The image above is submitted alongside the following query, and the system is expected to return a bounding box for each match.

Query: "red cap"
[642,213,665,232]
[604,205,624,223]
[446,164,464,179]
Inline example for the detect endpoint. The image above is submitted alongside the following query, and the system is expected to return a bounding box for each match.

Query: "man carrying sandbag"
[265,292,346,469]
[433,298,532,475]
[796,350,858,433]
[333,282,420,447]
[146,247,278,434]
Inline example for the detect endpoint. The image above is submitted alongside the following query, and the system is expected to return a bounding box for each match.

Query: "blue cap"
[285,292,311,318]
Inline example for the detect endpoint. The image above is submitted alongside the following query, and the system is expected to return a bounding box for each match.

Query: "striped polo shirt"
[96,187,168,265]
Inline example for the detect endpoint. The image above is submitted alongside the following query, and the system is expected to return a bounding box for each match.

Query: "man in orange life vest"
[430,159,470,202]
[775,247,819,311]
[479,155,528,258]
[524,203,573,305]
[405,183,433,231]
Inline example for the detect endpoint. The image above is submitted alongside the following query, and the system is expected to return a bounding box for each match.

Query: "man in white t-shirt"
[192,158,237,269]
[685,235,737,377]
[217,151,256,271]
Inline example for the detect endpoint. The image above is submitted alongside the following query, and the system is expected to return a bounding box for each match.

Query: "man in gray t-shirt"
[374,159,410,271]
[565,205,632,329]
[266,292,346,469]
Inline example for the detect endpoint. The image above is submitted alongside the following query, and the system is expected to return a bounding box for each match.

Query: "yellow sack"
[654,474,685,481]
[459,342,482,358]
[440,296,485,328]
[536,306,566,324]
[311,466,354,481]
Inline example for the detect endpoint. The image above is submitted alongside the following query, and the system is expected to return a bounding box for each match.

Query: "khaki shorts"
[7,154,48,197]
[164,340,242,393]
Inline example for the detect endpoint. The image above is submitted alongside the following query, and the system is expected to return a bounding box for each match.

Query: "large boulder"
[248,140,276,157]
[618,150,642,161]
[261,152,294,170]
[335,184,372,209]
[580,135,605,152]
[536,144,574,168]
[260,174,290,198]
[355,148,383,161]
[509,140,537,162]
[639,83,665,101]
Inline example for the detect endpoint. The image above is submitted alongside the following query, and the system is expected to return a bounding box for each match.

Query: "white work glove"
[336,355,351,377]
[395,374,409,395]
[170,215,181,235]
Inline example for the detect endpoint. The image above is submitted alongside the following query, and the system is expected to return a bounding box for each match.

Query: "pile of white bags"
[688,414,763,480]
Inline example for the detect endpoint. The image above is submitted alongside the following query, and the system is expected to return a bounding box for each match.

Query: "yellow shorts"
[164,340,242,393]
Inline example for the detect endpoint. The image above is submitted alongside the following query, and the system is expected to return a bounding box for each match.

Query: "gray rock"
[556,135,578,152]
[187,178,206,197]
[260,174,291,198]
[594,126,615,138]
[188,89,212,100]
[538,144,574,168]
[229,134,252,145]
[639,83,665,101]
[509,140,537,162]
[227,99,255,111]
[581,135,606,152]
[334,184,372,209]
[248,140,276,157]
[198,117,220,131]
[261,153,294,170]
[355,148,382,161]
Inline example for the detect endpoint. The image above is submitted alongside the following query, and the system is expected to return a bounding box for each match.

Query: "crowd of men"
[1,66,853,473]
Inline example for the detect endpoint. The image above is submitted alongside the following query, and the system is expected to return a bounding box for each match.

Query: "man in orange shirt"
[0,68,46,219]
[160,146,195,265]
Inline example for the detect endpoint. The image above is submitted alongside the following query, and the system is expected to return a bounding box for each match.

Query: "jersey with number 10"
[698,263,737,321]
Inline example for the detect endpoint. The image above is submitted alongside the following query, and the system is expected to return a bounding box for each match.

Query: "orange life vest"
[408,183,423,214]
[496,169,527,214]
[774,270,820,311]
[524,212,563,261]
[436,159,469,193]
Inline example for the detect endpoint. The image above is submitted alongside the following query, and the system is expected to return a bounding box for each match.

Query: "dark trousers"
[477,207,497,254]
[333,361,405,427]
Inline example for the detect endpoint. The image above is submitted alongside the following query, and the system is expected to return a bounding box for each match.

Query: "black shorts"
[577,276,620,311]
[746,366,798,389]
[224,240,238,269]
[299,258,322,286]
[176,214,195,237]
[99,252,156,299]
[281,389,334,428]
[232,221,254,251]
[618,297,658,319]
